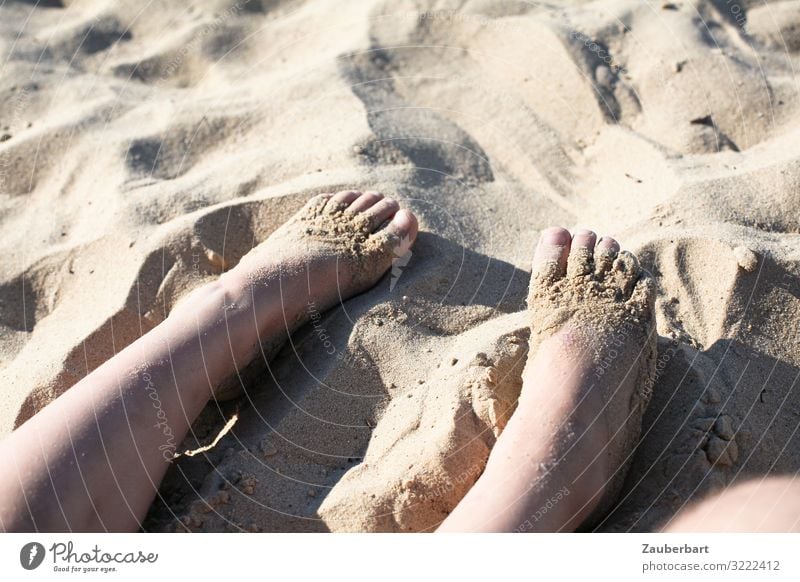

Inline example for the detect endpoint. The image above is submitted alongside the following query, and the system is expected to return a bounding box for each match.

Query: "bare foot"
[193,190,418,398]
[0,192,417,532]
[438,227,656,532]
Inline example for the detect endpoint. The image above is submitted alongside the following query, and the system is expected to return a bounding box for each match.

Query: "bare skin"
[0,190,418,532]
[440,227,657,532]
[666,477,800,533]
[4,212,797,534]
[440,228,800,533]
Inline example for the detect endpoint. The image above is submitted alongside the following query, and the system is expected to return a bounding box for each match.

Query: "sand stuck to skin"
[2,0,800,532]
[526,245,658,526]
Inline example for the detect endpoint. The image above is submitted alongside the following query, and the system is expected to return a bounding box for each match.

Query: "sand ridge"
[2,0,800,532]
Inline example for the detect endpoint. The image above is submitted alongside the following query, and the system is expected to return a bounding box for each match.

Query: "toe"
[532,227,571,282]
[629,273,655,315]
[612,250,641,298]
[304,192,334,213]
[378,209,418,256]
[567,229,597,278]
[327,190,362,211]
[346,191,384,213]
[363,197,401,231]
[613,250,640,276]
[594,236,620,275]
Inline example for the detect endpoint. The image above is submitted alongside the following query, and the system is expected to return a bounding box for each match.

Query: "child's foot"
[438,227,656,532]
[199,190,418,398]
[234,189,416,309]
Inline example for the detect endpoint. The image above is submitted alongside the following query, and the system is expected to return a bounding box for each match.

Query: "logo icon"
[20,542,45,570]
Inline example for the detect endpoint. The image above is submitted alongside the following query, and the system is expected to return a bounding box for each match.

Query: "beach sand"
[1,0,799,532]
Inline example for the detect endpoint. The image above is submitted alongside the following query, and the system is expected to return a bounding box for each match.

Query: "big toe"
[532,227,572,283]
[379,208,418,256]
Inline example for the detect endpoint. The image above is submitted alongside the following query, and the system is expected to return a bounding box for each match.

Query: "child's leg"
[0,191,417,532]
[439,228,657,532]
[665,476,800,532]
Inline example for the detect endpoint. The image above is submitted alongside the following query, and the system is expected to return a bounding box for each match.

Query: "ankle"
[219,262,313,342]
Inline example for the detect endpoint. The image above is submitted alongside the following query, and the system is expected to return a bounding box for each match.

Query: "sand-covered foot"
[234,190,417,308]
[523,227,657,526]
[439,227,656,532]
[209,190,418,398]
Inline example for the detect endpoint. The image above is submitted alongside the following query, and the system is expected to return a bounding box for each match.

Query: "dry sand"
[1,0,800,532]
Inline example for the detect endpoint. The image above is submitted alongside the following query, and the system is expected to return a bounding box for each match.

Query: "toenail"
[597,236,619,249]
[541,228,571,246]
[574,228,593,236]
